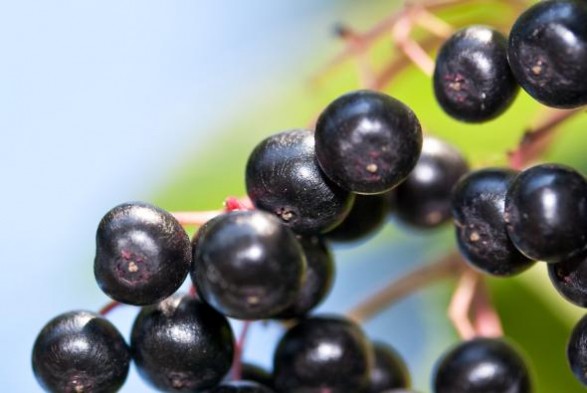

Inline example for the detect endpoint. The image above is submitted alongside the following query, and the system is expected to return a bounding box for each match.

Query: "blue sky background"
[0,1,449,391]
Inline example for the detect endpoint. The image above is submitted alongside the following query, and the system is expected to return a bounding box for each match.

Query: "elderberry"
[315,90,422,194]
[504,163,587,263]
[32,311,130,393]
[246,128,354,234]
[395,136,469,229]
[508,0,587,108]
[433,337,532,393]
[130,294,235,391]
[434,25,518,122]
[94,202,191,306]
[273,315,374,392]
[191,210,306,319]
[452,168,534,276]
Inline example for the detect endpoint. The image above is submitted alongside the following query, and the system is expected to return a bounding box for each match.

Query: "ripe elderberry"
[130,294,235,391]
[276,235,335,319]
[568,314,587,386]
[94,202,191,306]
[368,341,411,392]
[315,90,423,195]
[395,136,469,229]
[433,337,532,393]
[549,250,587,307]
[504,163,587,263]
[273,315,374,392]
[434,25,519,122]
[191,210,306,319]
[246,128,354,234]
[32,311,130,393]
[452,168,534,276]
[508,0,587,108]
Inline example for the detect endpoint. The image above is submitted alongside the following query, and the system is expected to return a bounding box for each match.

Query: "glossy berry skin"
[368,342,410,393]
[548,250,587,307]
[395,137,469,229]
[452,168,534,276]
[273,316,374,392]
[94,202,191,305]
[130,295,235,392]
[315,90,422,195]
[246,129,354,234]
[32,311,130,393]
[239,363,274,389]
[505,163,587,263]
[208,381,275,393]
[326,193,390,243]
[568,314,587,386]
[277,236,335,319]
[434,25,519,122]
[433,337,532,393]
[191,210,306,320]
[508,0,587,108]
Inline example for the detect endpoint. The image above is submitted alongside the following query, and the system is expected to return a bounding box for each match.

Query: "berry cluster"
[32,0,587,392]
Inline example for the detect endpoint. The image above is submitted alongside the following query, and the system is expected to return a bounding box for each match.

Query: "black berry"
[434,25,519,122]
[315,90,422,194]
[505,163,587,263]
[94,202,191,305]
[208,381,275,392]
[273,315,373,392]
[239,363,274,389]
[130,294,235,391]
[452,168,534,276]
[191,210,306,319]
[326,193,391,243]
[549,250,587,307]
[368,341,411,393]
[32,310,130,393]
[568,314,587,386]
[395,137,469,229]
[276,235,334,319]
[508,0,587,108]
[246,128,354,234]
[433,337,532,393]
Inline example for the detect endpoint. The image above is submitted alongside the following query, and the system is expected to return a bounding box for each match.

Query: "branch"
[346,250,464,323]
[508,108,583,170]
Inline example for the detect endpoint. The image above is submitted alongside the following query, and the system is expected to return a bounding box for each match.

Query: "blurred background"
[3,0,587,392]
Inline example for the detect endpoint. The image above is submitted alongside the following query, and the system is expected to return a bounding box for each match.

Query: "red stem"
[99,300,122,316]
[231,321,252,380]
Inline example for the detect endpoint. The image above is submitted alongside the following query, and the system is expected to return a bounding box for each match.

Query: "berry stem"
[472,278,503,338]
[391,9,435,77]
[172,210,221,226]
[311,0,523,88]
[448,269,481,340]
[346,250,464,323]
[231,321,252,380]
[412,6,454,38]
[334,24,376,88]
[98,300,122,316]
[172,197,254,226]
[508,108,583,170]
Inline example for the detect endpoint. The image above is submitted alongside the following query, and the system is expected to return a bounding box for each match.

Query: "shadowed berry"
[452,168,534,276]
